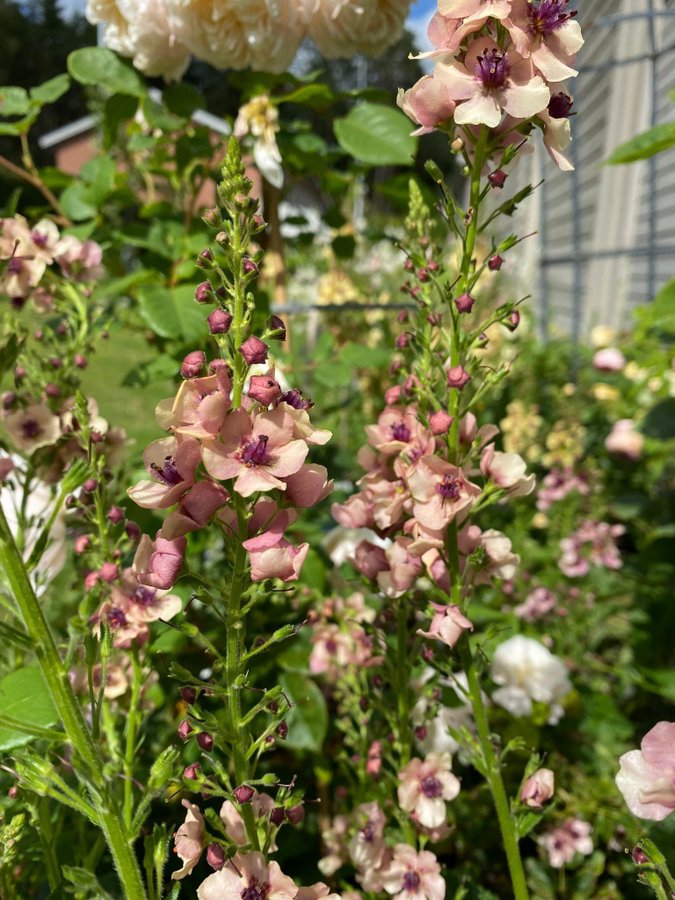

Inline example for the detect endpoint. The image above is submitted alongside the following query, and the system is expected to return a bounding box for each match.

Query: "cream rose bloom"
[300,0,410,58]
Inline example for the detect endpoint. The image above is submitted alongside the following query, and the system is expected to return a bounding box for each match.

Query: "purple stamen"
[528,0,576,36]
[403,871,421,892]
[21,419,41,439]
[241,435,270,467]
[133,586,156,607]
[391,422,411,442]
[362,822,375,842]
[31,230,49,248]
[436,475,461,501]
[241,882,268,900]
[281,388,314,410]
[150,455,183,486]
[421,775,442,798]
[475,48,509,89]
[108,607,127,628]
[7,258,22,274]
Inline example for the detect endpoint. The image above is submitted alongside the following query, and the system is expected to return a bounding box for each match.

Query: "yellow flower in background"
[542,420,587,469]
[501,400,544,464]
[590,383,620,402]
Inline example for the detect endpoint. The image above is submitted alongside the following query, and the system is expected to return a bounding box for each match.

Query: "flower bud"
[233,784,255,804]
[107,506,125,524]
[181,351,206,379]
[206,843,225,870]
[417,267,429,282]
[239,336,269,366]
[202,208,221,228]
[267,315,286,341]
[73,535,90,554]
[180,686,197,704]
[177,719,192,741]
[74,354,87,369]
[242,258,259,277]
[488,254,504,271]
[446,366,471,390]
[248,375,282,407]
[632,847,649,865]
[520,768,555,808]
[99,562,119,583]
[429,410,454,435]
[276,722,288,740]
[45,383,60,398]
[125,521,141,541]
[207,309,233,334]
[196,248,214,269]
[270,806,285,826]
[286,804,304,825]
[506,310,520,332]
[183,763,201,780]
[49,357,62,369]
[451,137,464,152]
[396,333,409,350]
[397,310,408,323]
[488,170,508,188]
[455,293,475,314]
[83,478,98,493]
[427,313,441,327]
[195,281,213,304]
[197,732,214,752]
[403,258,414,272]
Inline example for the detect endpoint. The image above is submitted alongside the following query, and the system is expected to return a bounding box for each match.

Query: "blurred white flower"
[234,95,284,188]
[491,635,571,724]
[300,0,410,59]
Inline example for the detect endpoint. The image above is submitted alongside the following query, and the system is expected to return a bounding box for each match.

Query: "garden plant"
[0,1,674,898]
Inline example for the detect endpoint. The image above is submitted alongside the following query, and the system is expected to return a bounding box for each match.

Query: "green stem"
[124,648,143,830]
[396,599,412,768]
[224,510,260,851]
[459,640,529,900]
[0,504,147,899]
[38,799,62,892]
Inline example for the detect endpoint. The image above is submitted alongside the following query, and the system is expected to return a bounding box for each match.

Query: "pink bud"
[233,784,255,804]
[239,336,269,366]
[403,258,414,272]
[45,383,60,398]
[194,281,213,303]
[183,763,201,780]
[455,293,475,314]
[180,686,197,704]
[248,375,282,407]
[286,804,304,825]
[8,785,18,799]
[427,313,441,327]
[488,254,504,271]
[242,258,259,277]
[276,722,288,739]
[197,732,214,752]
[385,385,403,405]
[181,351,206,379]
[506,310,520,332]
[206,843,225,870]
[177,719,192,741]
[520,768,555,808]
[267,315,286,341]
[397,310,408,323]
[429,410,454,435]
[270,807,285,826]
[207,309,233,334]
[196,248,214,269]
[84,571,100,591]
[202,208,221,227]
[107,506,125,524]
[99,562,119,583]
[74,535,90,554]
[632,847,649,865]
[396,333,409,350]
[74,354,88,369]
[83,478,98,493]
[488,170,507,188]
[417,267,429,282]
[446,366,471,389]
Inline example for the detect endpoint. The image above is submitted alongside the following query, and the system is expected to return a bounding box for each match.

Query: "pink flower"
[133,533,186,590]
[446,366,471,389]
[407,455,481,530]
[161,481,230,538]
[559,520,624,577]
[172,799,205,880]
[398,753,460,829]
[417,603,473,648]
[197,852,297,900]
[539,819,593,868]
[202,406,308,497]
[381,844,446,900]
[536,467,588,511]
[429,410,453,435]
[156,370,232,439]
[397,66,457,135]
[434,38,550,128]
[507,0,584,81]
[593,347,625,372]
[249,373,282,406]
[439,0,513,23]
[605,419,644,461]
[616,722,675,821]
[219,792,277,847]
[458,524,520,582]
[283,464,333,507]
[92,568,182,649]
[2,402,61,453]
[377,537,424,598]
[521,768,555,808]
[514,586,556,621]
[348,801,387,871]
[128,436,201,509]
[480,444,535,496]
[365,406,430,458]
[243,526,309,582]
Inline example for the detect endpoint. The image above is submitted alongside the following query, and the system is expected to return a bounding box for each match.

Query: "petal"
[234,466,286,498]
[616,750,675,821]
[501,77,550,120]
[532,41,577,81]
[454,90,502,127]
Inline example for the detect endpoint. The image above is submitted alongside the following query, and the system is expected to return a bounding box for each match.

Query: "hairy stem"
[0,504,147,899]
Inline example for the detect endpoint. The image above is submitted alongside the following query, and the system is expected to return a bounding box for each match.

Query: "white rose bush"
[0,0,674,897]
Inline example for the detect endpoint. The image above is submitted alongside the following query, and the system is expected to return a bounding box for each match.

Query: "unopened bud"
[488,254,504,271]
[197,732,213,752]
[451,137,464,152]
[74,354,88,369]
[181,351,206,379]
[196,248,214,269]
[239,336,269,366]
[276,722,288,740]
[180,686,197,705]
[455,293,475,314]
[183,763,201,780]
[267,315,286,341]
[202,208,221,227]
[286,804,304,825]
[233,784,255,804]
[177,719,192,741]
[206,843,225,870]
[488,170,508,188]
[506,310,520,332]
[395,333,409,350]
[107,506,124,524]
[447,366,471,390]
[270,806,285,826]
[242,258,259,277]
[207,309,233,334]
[195,281,213,304]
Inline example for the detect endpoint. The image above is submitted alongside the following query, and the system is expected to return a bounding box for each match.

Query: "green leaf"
[103,93,138,148]
[30,74,70,105]
[62,866,114,899]
[163,82,204,118]
[606,120,675,164]
[0,86,30,116]
[335,102,418,167]
[138,283,209,344]
[278,672,328,752]
[277,84,334,106]
[641,398,675,440]
[331,234,356,260]
[339,343,391,369]
[0,667,59,751]
[141,95,185,131]
[59,182,98,221]
[0,334,24,380]
[67,47,145,97]
[80,156,117,201]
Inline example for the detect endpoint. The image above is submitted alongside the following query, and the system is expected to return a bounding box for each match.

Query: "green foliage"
[67,46,145,97]
[0,667,59,751]
[278,672,328,752]
[334,102,418,166]
[607,121,675,164]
